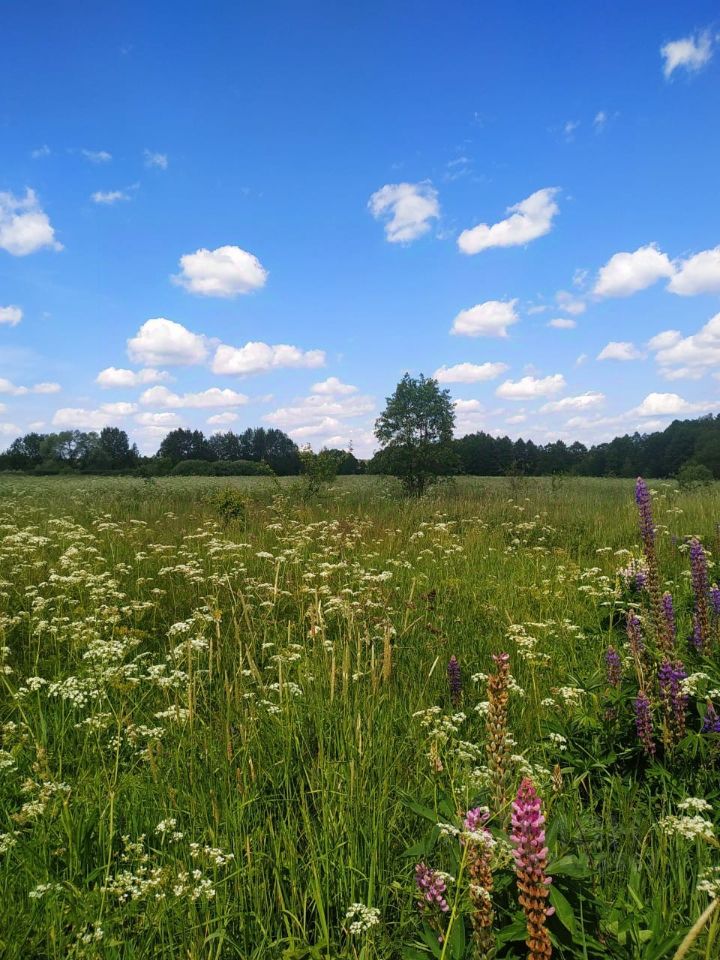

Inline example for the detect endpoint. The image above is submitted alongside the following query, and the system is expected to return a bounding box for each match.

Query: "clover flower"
[510,778,553,959]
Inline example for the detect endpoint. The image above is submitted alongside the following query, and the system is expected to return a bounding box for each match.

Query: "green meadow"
[0,475,718,958]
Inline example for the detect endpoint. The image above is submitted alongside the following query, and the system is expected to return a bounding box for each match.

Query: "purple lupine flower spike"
[662,592,676,646]
[658,659,688,744]
[511,778,554,959]
[634,690,655,757]
[626,612,645,658]
[415,862,449,913]
[702,701,720,733]
[690,538,710,651]
[635,477,655,548]
[605,646,622,687]
[447,655,462,708]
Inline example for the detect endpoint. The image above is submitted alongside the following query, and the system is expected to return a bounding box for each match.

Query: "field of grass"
[0,474,719,959]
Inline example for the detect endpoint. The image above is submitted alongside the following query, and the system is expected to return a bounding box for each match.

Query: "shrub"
[677,462,713,489]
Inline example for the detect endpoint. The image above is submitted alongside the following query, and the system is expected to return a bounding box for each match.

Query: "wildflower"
[634,691,655,758]
[626,613,645,659]
[690,538,710,651]
[510,778,553,959]
[605,646,622,687]
[634,478,668,648]
[415,862,449,913]
[485,652,512,817]
[702,700,720,734]
[658,659,688,745]
[662,592,676,649]
[463,807,495,958]
[345,902,381,935]
[698,866,720,898]
[447,655,462,708]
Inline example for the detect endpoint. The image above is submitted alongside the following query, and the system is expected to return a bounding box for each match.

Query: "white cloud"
[593,111,607,132]
[31,145,51,159]
[454,399,483,412]
[212,341,325,376]
[100,401,137,415]
[434,361,509,383]
[264,392,374,430]
[649,312,720,379]
[207,412,239,426]
[668,246,720,295]
[0,422,20,435]
[139,386,249,408]
[506,413,527,424]
[0,188,62,256]
[173,245,268,297]
[96,366,171,388]
[135,411,183,428]
[457,187,560,255]
[81,149,112,163]
[496,374,566,400]
[661,30,714,79]
[0,305,22,326]
[597,341,644,361]
[593,243,674,297]
[52,407,117,429]
[540,391,605,413]
[311,377,358,395]
[144,150,168,169]
[91,190,129,205]
[633,392,714,417]
[451,299,519,338]
[555,290,586,315]
[127,318,209,366]
[563,120,580,141]
[368,181,440,243]
[547,318,576,329]
[0,378,60,396]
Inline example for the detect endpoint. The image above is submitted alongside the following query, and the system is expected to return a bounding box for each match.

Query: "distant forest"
[2,414,720,479]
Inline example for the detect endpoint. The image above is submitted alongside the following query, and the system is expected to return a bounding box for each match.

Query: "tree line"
[1,377,720,481]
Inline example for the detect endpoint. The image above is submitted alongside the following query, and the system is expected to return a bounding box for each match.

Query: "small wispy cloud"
[91,190,130,205]
[661,29,714,79]
[144,149,168,169]
[81,149,112,163]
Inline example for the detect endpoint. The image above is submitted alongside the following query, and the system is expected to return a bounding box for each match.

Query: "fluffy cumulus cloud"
[597,341,644,361]
[173,245,268,297]
[434,361,509,383]
[496,374,566,400]
[668,246,720,295]
[52,407,123,429]
[0,305,22,326]
[633,392,715,417]
[0,188,62,256]
[96,367,171,388]
[540,391,605,413]
[457,187,560,255]
[139,386,249,408]
[367,181,440,243]
[661,30,714,79]
[135,411,183,428]
[0,378,60,396]
[264,390,375,454]
[212,341,325,376]
[207,412,239,426]
[311,377,358,395]
[547,317,576,329]
[593,243,674,297]
[451,299,519,338]
[648,313,720,379]
[127,318,209,366]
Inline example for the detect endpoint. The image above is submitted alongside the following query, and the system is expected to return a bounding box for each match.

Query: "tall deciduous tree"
[374,373,457,494]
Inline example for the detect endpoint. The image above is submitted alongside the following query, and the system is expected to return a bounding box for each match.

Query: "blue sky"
[2,2,720,455]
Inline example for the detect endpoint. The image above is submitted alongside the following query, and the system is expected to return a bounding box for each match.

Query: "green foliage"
[297,446,345,498]
[677,462,713,489]
[170,458,273,477]
[207,486,249,522]
[374,373,458,495]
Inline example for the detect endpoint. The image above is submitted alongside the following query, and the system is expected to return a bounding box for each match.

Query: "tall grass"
[0,475,718,958]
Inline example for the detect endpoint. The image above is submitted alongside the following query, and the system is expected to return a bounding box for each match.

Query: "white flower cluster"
[698,866,720,899]
[344,902,381,935]
[660,814,714,843]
